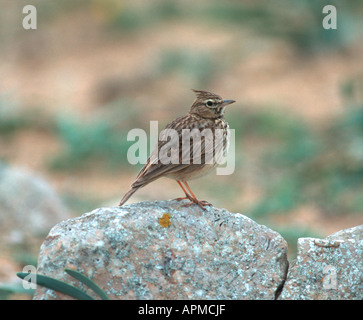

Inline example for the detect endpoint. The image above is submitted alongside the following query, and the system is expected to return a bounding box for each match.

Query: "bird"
[118,89,235,210]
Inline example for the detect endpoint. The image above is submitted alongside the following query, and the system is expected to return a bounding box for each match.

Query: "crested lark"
[119,89,235,210]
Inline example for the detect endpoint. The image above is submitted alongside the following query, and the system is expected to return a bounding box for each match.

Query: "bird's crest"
[192,89,222,101]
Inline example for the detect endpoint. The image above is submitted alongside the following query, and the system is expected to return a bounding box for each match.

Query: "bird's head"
[190,89,235,119]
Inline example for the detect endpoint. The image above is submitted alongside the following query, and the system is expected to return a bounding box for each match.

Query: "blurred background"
[1,0,363,298]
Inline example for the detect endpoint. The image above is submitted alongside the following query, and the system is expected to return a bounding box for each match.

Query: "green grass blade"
[65,269,109,300]
[0,282,34,299]
[17,272,94,300]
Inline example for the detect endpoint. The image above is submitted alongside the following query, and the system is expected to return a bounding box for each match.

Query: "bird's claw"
[182,199,212,210]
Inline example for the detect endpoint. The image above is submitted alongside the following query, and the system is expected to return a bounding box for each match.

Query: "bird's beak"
[221,99,235,107]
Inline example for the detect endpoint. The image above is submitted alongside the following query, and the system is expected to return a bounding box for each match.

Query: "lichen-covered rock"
[279,225,363,300]
[326,224,362,241]
[33,200,288,300]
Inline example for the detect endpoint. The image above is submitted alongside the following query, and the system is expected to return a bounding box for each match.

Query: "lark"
[119,89,235,210]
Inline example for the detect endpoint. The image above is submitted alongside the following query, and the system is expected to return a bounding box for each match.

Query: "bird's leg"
[182,181,212,210]
[174,180,194,202]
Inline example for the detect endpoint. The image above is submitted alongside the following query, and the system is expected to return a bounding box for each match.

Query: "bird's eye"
[206,100,213,107]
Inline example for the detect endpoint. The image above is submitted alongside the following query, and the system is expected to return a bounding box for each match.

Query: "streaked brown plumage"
[119,89,235,210]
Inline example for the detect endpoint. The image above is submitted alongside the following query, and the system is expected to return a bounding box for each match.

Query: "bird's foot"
[182,199,212,211]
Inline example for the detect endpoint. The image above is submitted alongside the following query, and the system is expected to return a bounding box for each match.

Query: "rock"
[326,224,362,241]
[279,225,363,300]
[0,163,70,245]
[33,200,288,300]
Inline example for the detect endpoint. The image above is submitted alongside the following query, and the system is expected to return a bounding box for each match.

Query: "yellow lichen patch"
[159,213,171,228]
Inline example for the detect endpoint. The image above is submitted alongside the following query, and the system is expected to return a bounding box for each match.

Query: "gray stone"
[279,225,363,300]
[33,200,288,300]
[326,225,362,241]
[0,164,70,245]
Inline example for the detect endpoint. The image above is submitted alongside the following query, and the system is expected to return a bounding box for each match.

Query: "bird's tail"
[118,187,139,206]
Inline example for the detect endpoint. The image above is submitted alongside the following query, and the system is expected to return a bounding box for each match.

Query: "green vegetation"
[17,269,109,300]
[158,49,220,87]
[110,1,181,32]
[49,115,133,171]
[105,0,363,53]
[229,96,363,220]
[0,99,50,137]
[274,225,321,257]
[0,282,32,300]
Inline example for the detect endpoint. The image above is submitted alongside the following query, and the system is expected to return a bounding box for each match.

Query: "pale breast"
[164,117,230,182]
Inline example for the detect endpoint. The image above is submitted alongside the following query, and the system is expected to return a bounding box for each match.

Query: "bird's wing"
[131,114,221,188]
